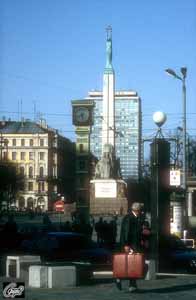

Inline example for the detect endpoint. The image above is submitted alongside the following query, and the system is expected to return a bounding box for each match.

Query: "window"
[4,139,9,147]
[20,166,25,176]
[12,139,16,146]
[77,177,85,187]
[39,152,45,160]
[39,166,44,177]
[21,139,25,146]
[3,152,8,160]
[38,182,45,192]
[29,152,34,160]
[12,152,17,160]
[79,160,86,170]
[79,144,84,153]
[29,166,33,178]
[28,182,33,191]
[21,152,26,160]
[40,139,44,147]
[18,197,25,209]
[53,138,57,147]
[30,139,34,146]
[53,166,57,177]
[53,153,57,164]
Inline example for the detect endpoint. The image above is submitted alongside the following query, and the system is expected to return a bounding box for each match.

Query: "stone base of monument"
[90,179,128,215]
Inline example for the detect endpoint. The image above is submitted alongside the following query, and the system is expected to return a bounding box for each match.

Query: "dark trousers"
[129,279,137,287]
[116,278,137,287]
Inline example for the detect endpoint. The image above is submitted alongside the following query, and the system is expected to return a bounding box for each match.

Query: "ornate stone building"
[0,120,75,211]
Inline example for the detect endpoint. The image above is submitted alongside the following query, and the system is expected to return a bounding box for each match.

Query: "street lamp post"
[165,67,187,191]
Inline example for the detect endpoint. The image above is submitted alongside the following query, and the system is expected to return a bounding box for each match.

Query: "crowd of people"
[0,212,120,251]
[57,215,118,249]
[0,207,150,256]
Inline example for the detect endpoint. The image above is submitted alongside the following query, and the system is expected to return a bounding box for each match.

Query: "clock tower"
[72,100,94,219]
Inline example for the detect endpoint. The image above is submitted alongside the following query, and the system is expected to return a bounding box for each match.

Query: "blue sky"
[0,0,196,143]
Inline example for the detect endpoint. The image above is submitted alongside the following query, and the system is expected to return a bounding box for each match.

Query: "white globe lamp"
[153,111,167,128]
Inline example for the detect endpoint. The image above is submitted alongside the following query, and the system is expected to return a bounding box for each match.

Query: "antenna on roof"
[20,99,24,126]
[18,100,20,121]
[33,101,37,122]
[21,99,23,122]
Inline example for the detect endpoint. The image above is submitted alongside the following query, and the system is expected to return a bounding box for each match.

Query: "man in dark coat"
[116,202,145,292]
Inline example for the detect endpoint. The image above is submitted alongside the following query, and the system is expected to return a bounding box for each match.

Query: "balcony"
[35,191,47,196]
[36,175,48,181]
[47,176,60,184]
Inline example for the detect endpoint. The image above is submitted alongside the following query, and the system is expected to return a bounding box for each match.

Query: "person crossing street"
[115,202,149,292]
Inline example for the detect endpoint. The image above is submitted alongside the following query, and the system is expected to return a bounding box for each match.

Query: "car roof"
[47,232,85,238]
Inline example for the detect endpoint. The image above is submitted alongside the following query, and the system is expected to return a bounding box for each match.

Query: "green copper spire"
[105,26,114,74]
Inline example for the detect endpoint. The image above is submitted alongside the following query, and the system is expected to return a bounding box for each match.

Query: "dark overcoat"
[120,212,144,252]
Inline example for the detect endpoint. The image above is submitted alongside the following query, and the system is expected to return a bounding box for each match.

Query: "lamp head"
[165,68,177,77]
[181,67,187,78]
[153,111,167,128]
[165,68,182,80]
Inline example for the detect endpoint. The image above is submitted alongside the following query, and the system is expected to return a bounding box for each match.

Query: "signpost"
[54,199,65,228]
[54,200,65,212]
[170,170,181,186]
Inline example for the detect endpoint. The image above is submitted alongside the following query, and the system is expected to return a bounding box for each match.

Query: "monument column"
[90,28,128,216]
[102,26,115,149]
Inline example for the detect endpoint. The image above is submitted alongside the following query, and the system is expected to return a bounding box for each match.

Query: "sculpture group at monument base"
[90,179,128,215]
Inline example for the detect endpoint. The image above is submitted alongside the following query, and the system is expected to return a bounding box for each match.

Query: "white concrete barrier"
[6,255,41,278]
[29,265,48,288]
[28,263,92,288]
[48,266,77,288]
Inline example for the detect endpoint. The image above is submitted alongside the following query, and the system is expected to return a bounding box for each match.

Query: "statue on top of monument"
[105,25,113,70]
[95,144,121,179]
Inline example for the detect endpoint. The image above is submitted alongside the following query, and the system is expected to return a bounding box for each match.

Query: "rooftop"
[0,120,50,134]
[85,90,139,99]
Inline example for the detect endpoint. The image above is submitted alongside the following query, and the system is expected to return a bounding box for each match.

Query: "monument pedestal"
[90,179,128,215]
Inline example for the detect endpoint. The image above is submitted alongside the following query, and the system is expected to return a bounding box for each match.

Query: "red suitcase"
[113,253,145,279]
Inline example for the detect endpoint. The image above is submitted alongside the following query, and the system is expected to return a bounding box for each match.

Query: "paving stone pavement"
[1,275,196,300]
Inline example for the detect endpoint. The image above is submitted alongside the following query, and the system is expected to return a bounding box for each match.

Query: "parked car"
[20,231,112,270]
[159,234,196,273]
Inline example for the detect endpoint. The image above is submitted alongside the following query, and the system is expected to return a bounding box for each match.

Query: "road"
[1,274,196,300]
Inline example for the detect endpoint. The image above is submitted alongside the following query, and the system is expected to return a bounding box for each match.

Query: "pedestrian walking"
[95,217,104,244]
[115,202,149,293]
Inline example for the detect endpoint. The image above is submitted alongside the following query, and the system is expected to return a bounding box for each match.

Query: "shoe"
[128,286,137,293]
[115,279,122,290]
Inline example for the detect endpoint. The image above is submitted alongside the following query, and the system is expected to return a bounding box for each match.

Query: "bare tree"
[0,161,24,211]
[188,137,196,176]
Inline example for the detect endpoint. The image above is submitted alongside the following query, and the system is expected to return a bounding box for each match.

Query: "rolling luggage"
[113,252,145,279]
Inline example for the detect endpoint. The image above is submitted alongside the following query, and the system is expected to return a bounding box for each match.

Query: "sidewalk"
[1,274,196,300]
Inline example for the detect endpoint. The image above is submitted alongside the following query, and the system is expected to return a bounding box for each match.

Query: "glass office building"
[86,90,142,180]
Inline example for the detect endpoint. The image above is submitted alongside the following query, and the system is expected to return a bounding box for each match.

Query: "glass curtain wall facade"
[115,94,141,179]
[87,91,142,180]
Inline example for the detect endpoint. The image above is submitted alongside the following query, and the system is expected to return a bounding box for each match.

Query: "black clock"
[73,107,91,125]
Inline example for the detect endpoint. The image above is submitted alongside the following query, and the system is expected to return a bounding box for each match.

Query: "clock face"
[75,107,90,123]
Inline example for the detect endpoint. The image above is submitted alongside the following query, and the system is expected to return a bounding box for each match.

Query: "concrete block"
[48,266,76,288]
[6,255,41,279]
[29,265,48,288]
